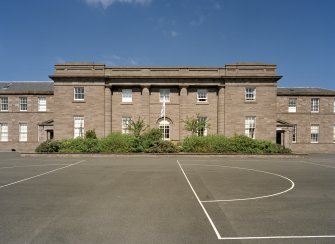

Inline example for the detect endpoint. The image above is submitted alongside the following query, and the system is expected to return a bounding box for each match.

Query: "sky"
[0,0,334,89]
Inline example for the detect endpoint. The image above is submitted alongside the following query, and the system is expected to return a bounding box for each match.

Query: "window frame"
[19,123,28,142]
[38,97,47,112]
[19,97,28,111]
[197,89,208,102]
[310,124,319,143]
[245,87,256,101]
[159,89,170,102]
[288,98,297,113]
[197,116,208,136]
[0,97,8,111]
[311,98,319,113]
[121,117,132,134]
[122,89,132,103]
[245,116,256,139]
[159,119,170,140]
[74,116,85,138]
[74,87,85,101]
[0,123,8,142]
[292,124,297,143]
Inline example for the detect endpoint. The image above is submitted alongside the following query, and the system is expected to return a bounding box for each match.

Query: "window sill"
[245,100,257,104]
[73,100,86,103]
[196,102,209,105]
[121,102,133,105]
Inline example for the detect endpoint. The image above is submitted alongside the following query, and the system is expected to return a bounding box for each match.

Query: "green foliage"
[59,138,101,153]
[182,114,210,136]
[130,128,162,152]
[100,133,132,153]
[145,140,179,153]
[85,129,97,139]
[35,140,60,153]
[181,135,291,154]
[128,117,148,137]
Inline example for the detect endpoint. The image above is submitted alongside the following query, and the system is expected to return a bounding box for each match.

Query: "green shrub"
[145,140,179,153]
[100,133,132,153]
[141,128,162,149]
[85,129,97,139]
[35,140,60,153]
[181,136,214,153]
[59,138,102,153]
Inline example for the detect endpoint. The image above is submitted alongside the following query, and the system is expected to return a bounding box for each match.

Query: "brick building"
[0,62,334,153]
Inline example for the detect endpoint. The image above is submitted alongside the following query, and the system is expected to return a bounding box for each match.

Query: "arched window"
[158,118,171,140]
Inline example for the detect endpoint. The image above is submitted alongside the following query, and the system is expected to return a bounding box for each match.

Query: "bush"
[85,129,97,139]
[100,133,132,153]
[59,138,102,153]
[35,140,60,153]
[181,136,214,153]
[145,140,179,153]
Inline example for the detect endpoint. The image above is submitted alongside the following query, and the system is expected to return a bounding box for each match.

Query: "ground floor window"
[0,123,8,141]
[19,123,28,142]
[122,117,132,134]
[245,116,256,139]
[197,116,208,136]
[74,116,84,138]
[159,119,170,140]
[292,124,297,143]
[310,124,319,143]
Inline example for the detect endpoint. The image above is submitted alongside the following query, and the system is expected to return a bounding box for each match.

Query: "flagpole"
[163,98,166,141]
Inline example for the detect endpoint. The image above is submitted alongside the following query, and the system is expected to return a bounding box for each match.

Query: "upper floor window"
[0,97,8,111]
[310,124,319,143]
[74,87,85,101]
[19,97,28,111]
[19,123,28,142]
[245,116,256,139]
[74,116,84,138]
[160,89,170,102]
[288,98,297,113]
[245,88,256,101]
[38,97,47,112]
[0,123,8,142]
[197,89,208,102]
[122,89,132,103]
[311,98,319,112]
[122,117,131,134]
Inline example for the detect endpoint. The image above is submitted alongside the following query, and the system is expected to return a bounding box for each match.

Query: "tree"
[127,117,148,137]
[182,114,210,136]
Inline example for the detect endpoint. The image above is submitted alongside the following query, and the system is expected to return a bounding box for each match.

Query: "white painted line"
[219,235,335,240]
[184,164,295,202]
[0,160,85,190]
[0,164,70,170]
[177,159,222,239]
[296,161,335,169]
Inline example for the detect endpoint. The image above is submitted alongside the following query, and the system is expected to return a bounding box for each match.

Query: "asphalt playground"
[0,153,334,244]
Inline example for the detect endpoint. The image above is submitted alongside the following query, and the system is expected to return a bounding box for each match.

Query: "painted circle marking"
[184,164,295,202]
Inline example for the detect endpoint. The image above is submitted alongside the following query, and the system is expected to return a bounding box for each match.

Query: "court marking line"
[0,160,85,190]
[183,164,295,202]
[178,159,335,240]
[295,161,335,169]
[0,164,70,170]
[177,159,222,239]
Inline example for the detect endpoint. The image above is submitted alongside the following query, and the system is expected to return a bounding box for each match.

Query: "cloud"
[85,0,151,8]
[104,54,138,66]
[170,30,178,38]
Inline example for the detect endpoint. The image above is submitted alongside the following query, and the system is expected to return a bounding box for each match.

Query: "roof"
[0,82,54,95]
[277,87,335,96]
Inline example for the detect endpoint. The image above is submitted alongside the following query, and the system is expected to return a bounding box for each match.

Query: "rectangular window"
[74,87,85,100]
[19,97,28,111]
[19,123,28,142]
[245,88,256,101]
[311,98,319,112]
[0,97,8,111]
[333,124,335,143]
[74,116,84,138]
[122,117,132,134]
[38,97,47,112]
[160,89,170,102]
[292,124,297,143]
[159,123,170,140]
[0,123,8,142]
[197,116,208,136]
[245,116,256,139]
[197,89,208,102]
[310,124,319,143]
[288,98,297,113]
[122,89,132,103]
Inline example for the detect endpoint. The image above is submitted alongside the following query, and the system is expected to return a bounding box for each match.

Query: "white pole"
[163,98,166,141]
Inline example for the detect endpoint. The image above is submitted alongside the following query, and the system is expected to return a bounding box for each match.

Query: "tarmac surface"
[0,152,334,244]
